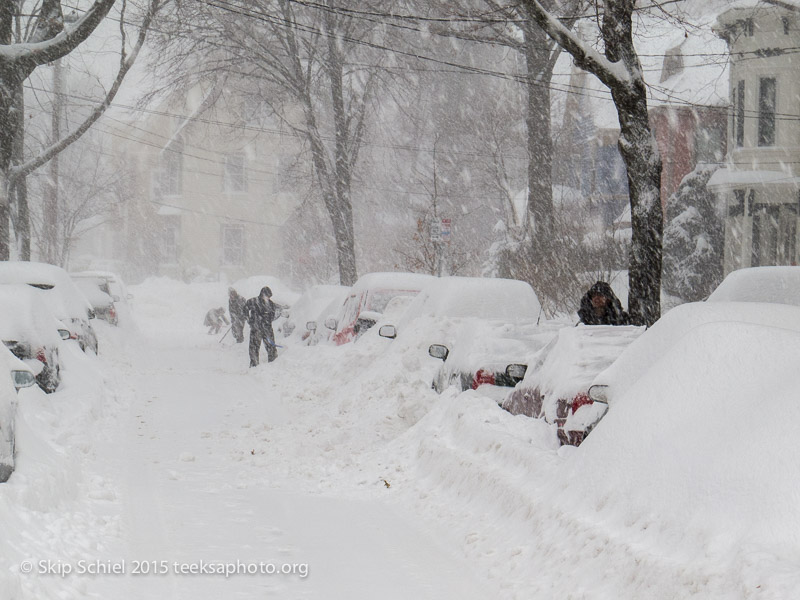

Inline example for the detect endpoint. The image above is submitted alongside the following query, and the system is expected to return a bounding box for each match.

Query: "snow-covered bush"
[662,165,724,302]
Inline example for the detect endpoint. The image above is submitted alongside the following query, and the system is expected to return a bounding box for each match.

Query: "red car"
[324,273,433,345]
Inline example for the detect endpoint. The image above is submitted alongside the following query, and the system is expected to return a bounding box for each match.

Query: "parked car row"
[0,261,133,483]
[286,266,799,451]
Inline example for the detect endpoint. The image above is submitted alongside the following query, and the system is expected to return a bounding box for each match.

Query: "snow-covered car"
[72,275,118,326]
[502,324,645,446]
[588,300,800,408]
[282,284,350,341]
[75,270,134,325]
[379,276,552,402]
[0,345,37,482]
[323,272,434,345]
[706,266,800,306]
[0,285,68,393]
[0,262,98,354]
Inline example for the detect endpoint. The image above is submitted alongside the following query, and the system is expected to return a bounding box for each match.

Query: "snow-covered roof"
[707,167,800,190]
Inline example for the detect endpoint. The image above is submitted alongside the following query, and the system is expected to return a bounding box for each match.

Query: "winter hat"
[260,286,273,298]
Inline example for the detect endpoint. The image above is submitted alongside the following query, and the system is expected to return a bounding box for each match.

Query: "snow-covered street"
[3,281,500,599]
[4,276,800,600]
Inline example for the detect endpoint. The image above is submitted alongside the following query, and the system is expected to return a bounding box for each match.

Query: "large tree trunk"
[521,12,554,236]
[603,0,662,326]
[519,0,663,326]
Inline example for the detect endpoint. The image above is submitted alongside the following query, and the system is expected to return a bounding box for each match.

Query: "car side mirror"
[127,293,134,300]
[588,384,609,404]
[112,295,120,302]
[378,325,396,339]
[58,329,71,341]
[306,321,317,332]
[324,318,337,331]
[428,344,449,361]
[506,364,527,381]
[11,370,35,390]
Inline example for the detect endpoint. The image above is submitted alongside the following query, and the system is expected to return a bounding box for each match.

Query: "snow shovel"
[219,326,232,344]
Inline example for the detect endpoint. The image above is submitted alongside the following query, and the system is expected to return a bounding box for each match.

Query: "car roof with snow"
[0,261,92,321]
[350,272,434,293]
[591,300,800,403]
[706,266,800,306]
[72,278,114,308]
[400,276,541,325]
[0,285,62,347]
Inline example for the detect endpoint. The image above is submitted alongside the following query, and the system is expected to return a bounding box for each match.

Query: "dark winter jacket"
[577,281,629,326]
[246,294,277,335]
[228,289,247,322]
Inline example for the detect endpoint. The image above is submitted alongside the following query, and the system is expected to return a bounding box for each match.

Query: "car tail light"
[109,306,117,319]
[571,392,592,414]
[471,369,496,389]
[36,348,47,364]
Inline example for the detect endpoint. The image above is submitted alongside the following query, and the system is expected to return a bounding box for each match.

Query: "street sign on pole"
[430,220,441,242]
[440,218,451,242]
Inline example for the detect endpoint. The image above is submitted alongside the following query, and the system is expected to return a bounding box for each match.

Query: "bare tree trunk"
[324,7,357,286]
[43,58,64,264]
[12,79,29,260]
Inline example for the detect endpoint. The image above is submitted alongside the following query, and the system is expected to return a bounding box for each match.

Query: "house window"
[783,17,791,35]
[161,137,184,196]
[735,81,745,148]
[159,222,179,264]
[730,190,746,217]
[221,225,245,266]
[695,125,725,163]
[224,154,247,193]
[758,77,776,147]
[742,18,754,37]
[752,202,798,267]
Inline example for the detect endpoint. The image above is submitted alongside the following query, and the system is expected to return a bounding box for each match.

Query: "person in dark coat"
[204,307,230,334]
[578,281,629,326]
[228,287,247,343]
[246,286,278,367]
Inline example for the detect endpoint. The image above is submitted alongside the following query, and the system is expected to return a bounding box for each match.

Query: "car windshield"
[366,289,418,313]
